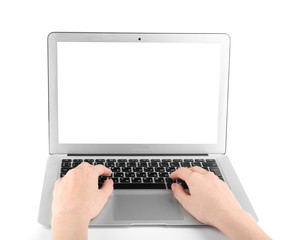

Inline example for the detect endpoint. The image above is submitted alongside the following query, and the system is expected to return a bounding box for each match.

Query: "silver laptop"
[38,32,257,226]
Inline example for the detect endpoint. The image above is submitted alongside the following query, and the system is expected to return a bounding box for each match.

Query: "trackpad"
[114,193,184,221]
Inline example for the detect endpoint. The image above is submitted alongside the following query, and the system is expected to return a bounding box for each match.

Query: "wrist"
[52,211,90,240]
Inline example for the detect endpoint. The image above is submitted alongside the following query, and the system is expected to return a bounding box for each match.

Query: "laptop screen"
[57,42,221,144]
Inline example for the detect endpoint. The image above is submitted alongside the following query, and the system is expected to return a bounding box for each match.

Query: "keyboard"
[60,158,224,189]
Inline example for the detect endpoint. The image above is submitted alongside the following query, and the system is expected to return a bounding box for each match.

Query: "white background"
[0,1,297,239]
[58,42,219,144]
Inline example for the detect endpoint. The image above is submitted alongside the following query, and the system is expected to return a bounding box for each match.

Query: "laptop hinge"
[67,153,209,156]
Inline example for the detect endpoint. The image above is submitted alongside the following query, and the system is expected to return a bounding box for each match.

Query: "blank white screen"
[57,42,220,144]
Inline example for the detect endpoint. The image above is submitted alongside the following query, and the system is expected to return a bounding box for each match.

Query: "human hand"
[170,166,243,227]
[51,162,113,240]
[170,166,271,240]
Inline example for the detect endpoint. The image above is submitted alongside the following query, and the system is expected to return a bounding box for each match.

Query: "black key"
[61,162,71,168]
[95,159,105,164]
[120,177,130,183]
[133,167,143,172]
[122,167,132,172]
[148,172,158,177]
[110,167,121,172]
[143,178,153,183]
[139,162,148,167]
[118,159,127,163]
[62,159,71,163]
[151,159,160,163]
[173,159,182,163]
[171,162,180,167]
[181,162,191,167]
[155,167,165,172]
[111,178,119,183]
[106,162,115,167]
[114,183,166,189]
[116,162,126,167]
[206,159,216,162]
[160,162,169,167]
[73,159,83,163]
[144,167,154,172]
[131,177,142,183]
[84,159,94,162]
[202,162,218,168]
[125,172,135,177]
[127,162,137,167]
[140,159,149,162]
[136,172,146,177]
[159,172,169,177]
[166,178,176,183]
[165,167,175,172]
[154,177,165,183]
[192,162,202,167]
[107,159,116,162]
[129,159,138,163]
[148,162,159,167]
[61,167,71,173]
[194,159,205,163]
[114,172,124,177]
[177,179,188,189]
[162,159,171,163]
[184,159,193,163]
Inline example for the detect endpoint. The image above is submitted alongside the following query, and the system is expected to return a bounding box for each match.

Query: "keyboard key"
[127,162,137,167]
[62,159,71,163]
[120,178,130,183]
[148,172,158,177]
[95,159,105,164]
[143,178,153,183]
[107,159,116,162]
[151,159,160,163]
[160,162,169,167]
[136,172,146,177]
[181,162,191,167]
[118,159,127,163]
[133,167,143,172]
[131,177,142,183]
[73,159,83,163]
[61,162,71,168]
[173,159,182,163]
[171,162,180,167]
[114,172,124,177]
[154,178,165,183]
[106,162,115,167]
[129,159,138,163]
[110,167,121,172]
[84,159,94,163]
[184,159,193,163]
[206,159,216,162]
[165,167,175,172]
[144,167,154,172]
[159,172,169,177]
[116,162,126,167]
[161,159,171,163]
[122,167,132,172]
[202,162,218,168]
[148,162,159,167]
[124,172,135,177]
[155,167,165,172]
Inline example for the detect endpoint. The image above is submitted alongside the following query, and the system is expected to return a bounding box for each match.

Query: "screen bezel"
[48,32,230,154]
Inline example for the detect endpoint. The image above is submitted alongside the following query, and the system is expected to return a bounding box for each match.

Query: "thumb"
[98,179,114,200]
[171,183,190,207]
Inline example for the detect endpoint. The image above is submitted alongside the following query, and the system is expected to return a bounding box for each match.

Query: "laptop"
[38,32,257,226]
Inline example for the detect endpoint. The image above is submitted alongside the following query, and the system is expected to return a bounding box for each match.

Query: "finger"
[98,179,114,199]
[189,166,207,174]
[93,164,112,176]
[170,167,192,181]
[171,183,190,207]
